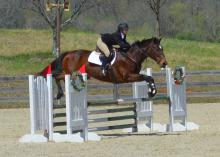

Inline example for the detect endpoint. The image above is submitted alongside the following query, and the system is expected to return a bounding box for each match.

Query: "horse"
[38,37,167,99]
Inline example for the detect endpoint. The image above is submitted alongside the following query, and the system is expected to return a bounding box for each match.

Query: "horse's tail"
[36,52,68,77]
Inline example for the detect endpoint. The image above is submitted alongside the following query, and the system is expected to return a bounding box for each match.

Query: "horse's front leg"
[126,73,157,97]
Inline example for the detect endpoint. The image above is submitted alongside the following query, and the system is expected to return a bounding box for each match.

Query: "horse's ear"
[159,37,162,42]
[153,37,159,44]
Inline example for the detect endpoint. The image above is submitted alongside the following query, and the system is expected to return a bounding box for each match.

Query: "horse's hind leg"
[55,77,64,99]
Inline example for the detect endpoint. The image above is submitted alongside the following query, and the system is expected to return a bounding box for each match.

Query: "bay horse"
[39,37,167,99]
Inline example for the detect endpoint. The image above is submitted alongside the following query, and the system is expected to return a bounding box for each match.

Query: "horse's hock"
[19,67,199,143]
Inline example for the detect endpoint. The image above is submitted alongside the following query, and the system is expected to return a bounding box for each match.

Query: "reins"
[120,52,138,65]
[120,46,148,66]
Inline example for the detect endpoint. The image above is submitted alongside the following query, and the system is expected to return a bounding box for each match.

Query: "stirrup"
[102,69,107,76]
[101,64,109,76]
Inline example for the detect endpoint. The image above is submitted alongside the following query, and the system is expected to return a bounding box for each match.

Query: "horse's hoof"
[56,93,64,99]
[148,84,157,98]
[148,89,157,98]
[148,90,157,98]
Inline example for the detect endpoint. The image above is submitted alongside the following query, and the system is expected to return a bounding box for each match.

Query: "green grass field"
[0,28,220,76]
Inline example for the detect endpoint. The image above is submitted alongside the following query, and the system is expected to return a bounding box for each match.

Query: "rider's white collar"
[121,33,125,39]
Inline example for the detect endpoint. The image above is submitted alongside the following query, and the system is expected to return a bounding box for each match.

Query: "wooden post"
[56,1,61,57]
[46,0,70,57]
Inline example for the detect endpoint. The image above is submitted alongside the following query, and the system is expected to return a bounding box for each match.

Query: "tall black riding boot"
[100,55,109,75]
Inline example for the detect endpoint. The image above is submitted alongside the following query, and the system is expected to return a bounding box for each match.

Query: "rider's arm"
[114,33,130,52]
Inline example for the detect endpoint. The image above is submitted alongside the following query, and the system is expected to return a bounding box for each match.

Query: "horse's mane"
[131,37,160,48]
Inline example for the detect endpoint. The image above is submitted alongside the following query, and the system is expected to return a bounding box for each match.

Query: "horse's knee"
[143,75,154,83]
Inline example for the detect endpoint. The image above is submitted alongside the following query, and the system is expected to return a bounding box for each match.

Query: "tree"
[169,2,189,34]
[145,0,167,38]
[0,0,26,28]
[30,0,88,57]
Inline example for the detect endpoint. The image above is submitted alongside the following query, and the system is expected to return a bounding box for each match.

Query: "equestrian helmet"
[117,23,129,32]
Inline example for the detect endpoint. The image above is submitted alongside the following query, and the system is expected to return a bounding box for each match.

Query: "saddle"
[99,51,116,64]
[88,48,117,66]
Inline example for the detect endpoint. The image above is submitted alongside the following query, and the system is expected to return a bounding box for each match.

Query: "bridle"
[124,39,165,69]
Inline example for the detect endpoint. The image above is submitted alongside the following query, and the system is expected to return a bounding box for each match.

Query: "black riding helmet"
[117,23,129,32]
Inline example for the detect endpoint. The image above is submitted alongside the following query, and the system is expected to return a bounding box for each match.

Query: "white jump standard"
[20,67,199,143]
[166,67,199,131]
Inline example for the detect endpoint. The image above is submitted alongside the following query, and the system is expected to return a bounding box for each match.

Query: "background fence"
[1,70,220,107]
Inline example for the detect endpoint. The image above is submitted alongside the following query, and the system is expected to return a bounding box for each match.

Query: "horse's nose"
[159,59,167,68]
[162,62,167,68]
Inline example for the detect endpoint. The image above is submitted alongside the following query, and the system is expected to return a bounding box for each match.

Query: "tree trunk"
[52,29,57,56]
[156,15,161,38]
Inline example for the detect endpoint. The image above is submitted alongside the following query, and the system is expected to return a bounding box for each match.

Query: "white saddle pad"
[88,51,116,65]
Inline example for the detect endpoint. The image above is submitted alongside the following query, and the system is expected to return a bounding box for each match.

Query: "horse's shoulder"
[115,51,129,63]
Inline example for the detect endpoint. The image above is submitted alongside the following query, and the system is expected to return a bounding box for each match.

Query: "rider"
[96,23,131,75]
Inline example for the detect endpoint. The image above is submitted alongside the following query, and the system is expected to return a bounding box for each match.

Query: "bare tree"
[29,0,88,56]
[145,0,167,38]
[0,0,26,28]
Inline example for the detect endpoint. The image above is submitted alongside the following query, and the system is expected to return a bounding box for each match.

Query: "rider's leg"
[96,38,110,75]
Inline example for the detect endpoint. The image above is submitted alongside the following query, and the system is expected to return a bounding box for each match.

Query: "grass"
[0,52,53,75]
[164,38,220,70]
[1,28,220,107]
[0,28,220,76]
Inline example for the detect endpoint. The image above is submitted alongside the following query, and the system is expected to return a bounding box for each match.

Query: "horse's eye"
[159,45,163,50]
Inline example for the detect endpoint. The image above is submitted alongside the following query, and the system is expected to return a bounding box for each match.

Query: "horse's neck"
[127,50,146,65]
